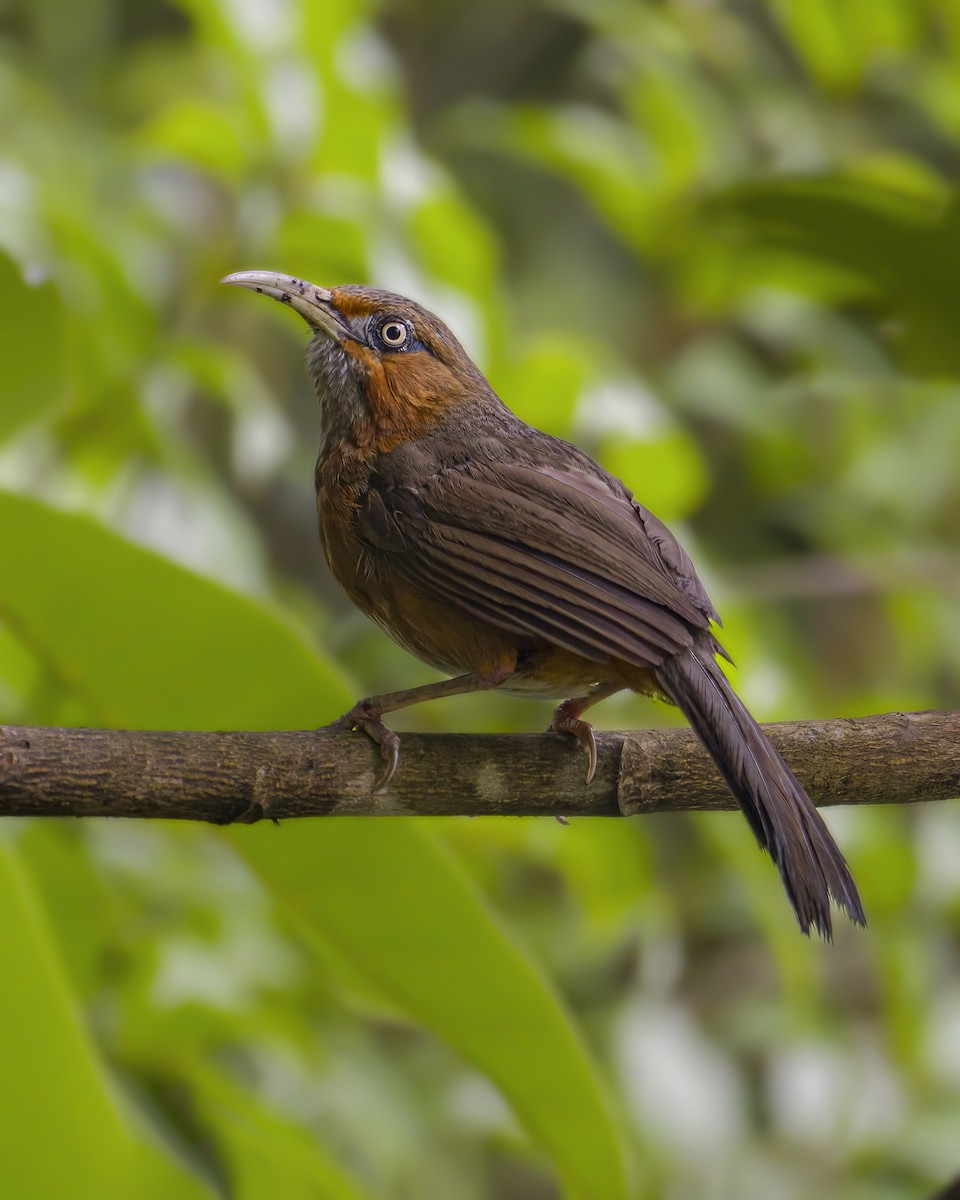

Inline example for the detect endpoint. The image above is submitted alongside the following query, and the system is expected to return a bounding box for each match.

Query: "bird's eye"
[377,318,410,350]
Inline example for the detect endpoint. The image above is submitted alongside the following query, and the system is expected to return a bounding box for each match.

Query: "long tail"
[652,649,866,938]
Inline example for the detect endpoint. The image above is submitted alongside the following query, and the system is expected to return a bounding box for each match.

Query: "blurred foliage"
[1,0,959,1196]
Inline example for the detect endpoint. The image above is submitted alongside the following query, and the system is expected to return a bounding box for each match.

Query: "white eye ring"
[379,319,408,348]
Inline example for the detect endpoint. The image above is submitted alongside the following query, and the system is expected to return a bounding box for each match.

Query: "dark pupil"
[383,322,405,344]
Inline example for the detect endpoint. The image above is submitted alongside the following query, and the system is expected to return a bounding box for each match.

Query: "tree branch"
[1,711,957,823]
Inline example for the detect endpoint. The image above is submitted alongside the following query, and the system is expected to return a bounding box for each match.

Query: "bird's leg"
[332,665,514,792]
[549,684,622,785]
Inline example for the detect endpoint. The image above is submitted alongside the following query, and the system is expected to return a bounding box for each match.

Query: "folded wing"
[358,455,723,668]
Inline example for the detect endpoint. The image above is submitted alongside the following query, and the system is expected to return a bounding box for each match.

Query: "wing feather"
[420,467,708,623]
[402,559,612,662]
[360,456,720,670]
[421,528,690,663]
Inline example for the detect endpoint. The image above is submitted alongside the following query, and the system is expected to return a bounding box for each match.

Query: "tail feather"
[653,650,866,938]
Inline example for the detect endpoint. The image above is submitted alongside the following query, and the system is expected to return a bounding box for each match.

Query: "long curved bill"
[220,270,354,342]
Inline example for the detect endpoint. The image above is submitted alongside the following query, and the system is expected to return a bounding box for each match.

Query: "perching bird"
[223,270,865,938]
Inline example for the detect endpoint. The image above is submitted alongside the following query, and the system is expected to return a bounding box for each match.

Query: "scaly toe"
[373,730,401,794]
[330,703,402,793]
[329,709,363,732]
[550,715,598,785]
[228,796,279,826]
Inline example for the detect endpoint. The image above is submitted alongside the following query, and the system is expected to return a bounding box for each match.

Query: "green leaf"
[769,0,856,90]
[500,332,593,438]
[599,430,708,522]
[0,490,352,729]
[188,1064,373,1200]
[0,252,66,441]
[407,192,499,299]
[770,0,921,92]
[139,98,252,181]
[0,839,213,1200]
[0,489,631,1195]
[231,820,633,1200]
[708,178,960,372]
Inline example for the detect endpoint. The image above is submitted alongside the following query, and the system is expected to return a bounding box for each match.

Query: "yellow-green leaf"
[232,820,633,1200]
[0,490,352,730]
[0,840,213,1200]
[0,252,66,440]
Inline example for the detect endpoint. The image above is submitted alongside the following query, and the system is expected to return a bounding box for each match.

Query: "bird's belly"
[355,567,622,697]
[500,647,621,699]
[338,550,525,679]
[321,516,638,697]
[494,673,605,700]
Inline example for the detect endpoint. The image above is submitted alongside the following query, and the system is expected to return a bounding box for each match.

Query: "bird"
[222,269,866,938]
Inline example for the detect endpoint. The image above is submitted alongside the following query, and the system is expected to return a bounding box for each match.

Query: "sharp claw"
[583,726,597,786]
[332,702,401,793]
[549,712,598,785]
[373,733,400,794]
[234,798,266,825]
[219,796,275,825]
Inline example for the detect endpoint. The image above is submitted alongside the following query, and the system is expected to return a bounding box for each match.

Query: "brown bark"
[0,711,957,823]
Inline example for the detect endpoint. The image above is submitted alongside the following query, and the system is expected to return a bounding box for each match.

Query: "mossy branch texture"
[0,711,957,824]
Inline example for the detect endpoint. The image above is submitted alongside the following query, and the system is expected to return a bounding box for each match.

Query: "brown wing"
[357,453,724,670]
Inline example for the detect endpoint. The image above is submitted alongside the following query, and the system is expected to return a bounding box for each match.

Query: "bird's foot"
[332,701,401,793]
[549,701,598,785]
[229,796,279,826]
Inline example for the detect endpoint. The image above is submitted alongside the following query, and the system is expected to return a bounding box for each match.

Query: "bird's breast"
[315,463,505,678]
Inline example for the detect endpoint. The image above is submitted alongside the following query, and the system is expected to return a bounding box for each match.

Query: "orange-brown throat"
[338,339,472,454]
[307,284,498,463]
